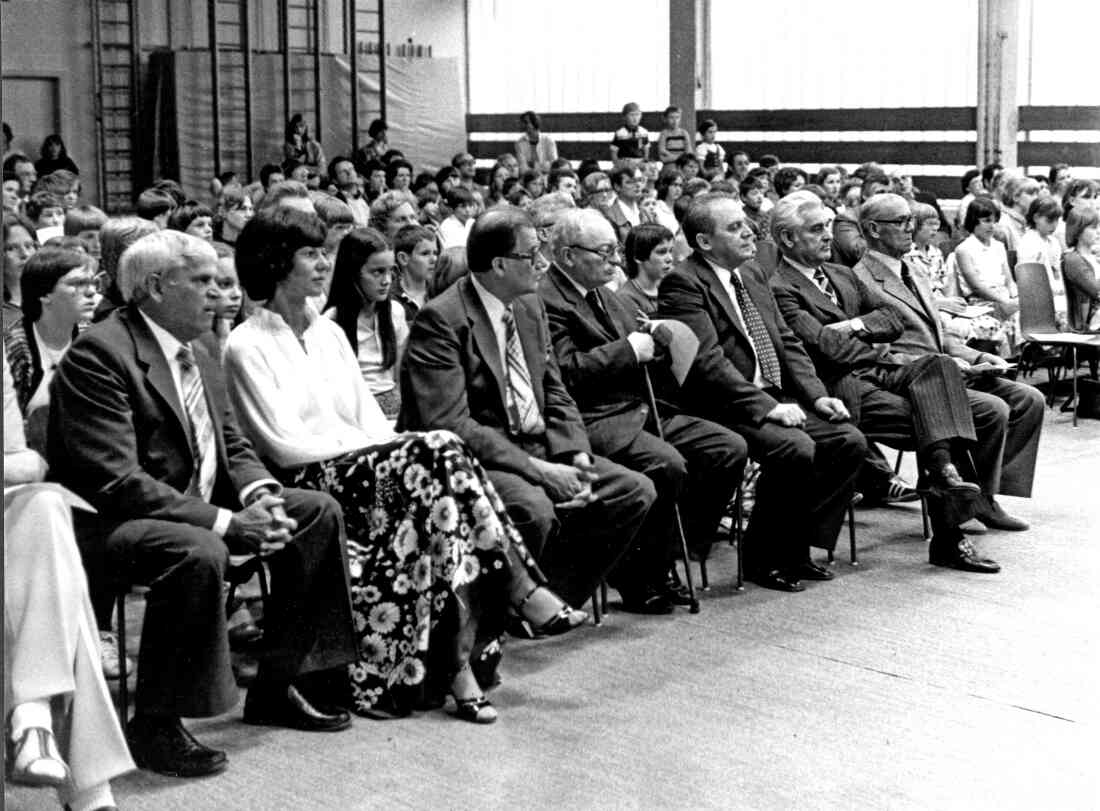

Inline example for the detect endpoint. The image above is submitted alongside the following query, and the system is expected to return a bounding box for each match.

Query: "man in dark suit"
[48,232,358,778]
[540,208,747,604]
[400,208,658,611]
[851,193,1044,533]
[770,192,999,572]
[658,193,867,592]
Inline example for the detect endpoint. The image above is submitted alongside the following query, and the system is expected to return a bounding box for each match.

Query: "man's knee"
[506,487,557,555]
[763,429,816,468]
[282,487,343,534]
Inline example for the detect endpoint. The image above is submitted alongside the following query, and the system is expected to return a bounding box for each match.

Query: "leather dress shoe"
[126,714,227,778]
[747,569,805,593]
[929,536,1001,573]
[243,684,352,732]
[924,464,983,524]
[973,497,1029,531]
[660,571,696,606]
[617,586,675,614]
[791,560,835,581]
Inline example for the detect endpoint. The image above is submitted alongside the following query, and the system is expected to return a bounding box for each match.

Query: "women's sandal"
[452,695,498,725]
[7,727,71,788]
[512,585,588,637]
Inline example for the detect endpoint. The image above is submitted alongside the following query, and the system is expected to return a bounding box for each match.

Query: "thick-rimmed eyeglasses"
[872,216,915,229]
[569,244,622,260]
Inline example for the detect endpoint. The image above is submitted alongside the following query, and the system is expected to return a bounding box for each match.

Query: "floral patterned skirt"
[285,430,537,714]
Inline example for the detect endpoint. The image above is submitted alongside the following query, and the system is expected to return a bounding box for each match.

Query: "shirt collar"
[557,265,592,300]
[784,256,821,280]
[252,300,320,335]
[138,307,185,363]
[701,254,738,283]
[868,249,903,277]
[470,274,507,322]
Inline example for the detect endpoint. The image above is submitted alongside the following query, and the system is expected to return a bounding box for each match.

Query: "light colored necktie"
[176,345,216,500]
[500,307,546,436]
[813,268,838,305]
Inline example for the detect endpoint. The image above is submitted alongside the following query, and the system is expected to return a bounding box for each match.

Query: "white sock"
[9,699,52,741]
[65,781,115,811]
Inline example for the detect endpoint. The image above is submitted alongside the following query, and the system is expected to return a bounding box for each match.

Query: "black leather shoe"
[790,561,835,581]
[660,570,696,606]
[126,714,228,778]
[973,497,1029,531]
[924,464,983,524]
[243,684,352,732]
[747,569,805,592]
[617,586,675,614]
[929,536,1001,573]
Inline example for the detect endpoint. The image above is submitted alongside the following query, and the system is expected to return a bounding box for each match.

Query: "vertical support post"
[313,0,323,140]
[976,0,1020,168]
[669,0,698,137]
[348,0,360,151]
[242,0,255,179]
[378,0,387,121]
[90,0,108,209]
[130,0,143,194]
[281,0,291,129]
[208,0,222,178]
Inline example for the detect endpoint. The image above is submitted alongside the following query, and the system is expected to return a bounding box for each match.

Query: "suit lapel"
[126,308,190,442]
[689,255,751,346]
[778,259,846,320]
[865,253,936,328]
[459,278,509,409]
[549,265,620,341]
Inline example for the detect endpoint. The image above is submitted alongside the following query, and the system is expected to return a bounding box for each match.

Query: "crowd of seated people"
[4,104,1097,805]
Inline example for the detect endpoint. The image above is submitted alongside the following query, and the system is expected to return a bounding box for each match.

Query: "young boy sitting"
[63,204,108,259]
[25,191,65,231]
[437,186,477,250]
[609,102,650,167]
[393,224,438,320]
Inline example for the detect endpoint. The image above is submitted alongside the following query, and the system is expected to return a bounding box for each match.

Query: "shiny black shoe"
[127,714,228,778]
[243,684,352,732]
[746,569,805,592]
[929,536,1001,573]
[790,560,835,581]
[973,496,1029,531]
[617,586,675,614]
[661,570,696,606]
[511,585,588,637]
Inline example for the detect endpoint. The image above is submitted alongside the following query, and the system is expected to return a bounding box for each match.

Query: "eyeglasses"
[872,216,915,229]
[360,265,397,280]
[504,251,541,264]
[570,244,622,261]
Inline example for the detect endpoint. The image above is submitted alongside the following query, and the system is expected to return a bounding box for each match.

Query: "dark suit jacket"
[539,264,665,456]
[770,257,903,382]
[657,252,829,426]
[853,251,983,365]
[47,305,272,528]
[1063,250,1100,331]
[400,275,591,484]
[831,212,866,267]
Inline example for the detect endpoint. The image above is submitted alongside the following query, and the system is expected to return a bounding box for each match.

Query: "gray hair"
[1000,172,1039,207]
[368,190,417,232]
[770,190,826,247]
[528,191,576,230]
[857,192,909,228]
[549,208,612,260]
[118,230,217,303]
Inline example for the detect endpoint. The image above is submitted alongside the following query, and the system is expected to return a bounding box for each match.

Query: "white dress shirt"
[703,257,764,387]
[438,215,473,250]
[470,274,509,364]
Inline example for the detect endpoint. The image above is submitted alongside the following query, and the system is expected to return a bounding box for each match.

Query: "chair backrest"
[1015,261,1059,336]
[942,250,961,298]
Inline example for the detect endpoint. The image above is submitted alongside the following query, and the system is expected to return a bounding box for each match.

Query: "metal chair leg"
[734,486,744,590]
[116,590,128,722]
[590,589,602,626]
[848,502,858,565]
[699,557,710,590]
[599,580,608,613]
[920,495,932,543]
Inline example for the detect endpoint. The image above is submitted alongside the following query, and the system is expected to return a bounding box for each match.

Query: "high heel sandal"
[7,727,71,788]
[450,665,498,725]
[512,585,588,637]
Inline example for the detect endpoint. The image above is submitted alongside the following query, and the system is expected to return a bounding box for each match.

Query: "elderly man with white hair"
[770,191,1004,572]
[539,208,747,611]
[852,193,1044,541]
[47,230,358,779]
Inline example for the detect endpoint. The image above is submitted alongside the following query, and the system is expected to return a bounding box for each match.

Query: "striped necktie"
[176,345,216,500]
[728,271,783,387]
[501,307,546,436]
[813,268,838,305]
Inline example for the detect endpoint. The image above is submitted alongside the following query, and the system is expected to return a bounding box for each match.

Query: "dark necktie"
[586,289,618,337]
[176,345,215,500]
[813,268,838,306]
[728,272,782,387]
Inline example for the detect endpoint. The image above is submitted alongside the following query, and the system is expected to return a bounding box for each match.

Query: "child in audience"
[3,211,38,330]
[522,170,545,200]
[37,170,80,210]
[214,184,254,247]
[393,223,438,321]
[166,200,216,243]
[694,118,726,179]
[656,105,690,167]
[610,102,650,166]
[639,186,661,224]
[515,111,558,174]
[207,243,244,357]
[26,191,65,231]
[135,188,177,228]
[437,187,477,250]
[62,205,107,259]
[675,152,701,180]
[739,174,771,240]
[1017,196,1067,329]
[618,222,675,318]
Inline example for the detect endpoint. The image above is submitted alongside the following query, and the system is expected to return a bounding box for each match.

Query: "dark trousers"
[77,488,357,718]
[607,414,747,562]
[965,375,1045,498]
[736,410,867,572]
[488,455,655,608]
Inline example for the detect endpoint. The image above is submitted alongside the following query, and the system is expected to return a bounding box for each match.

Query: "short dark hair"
[327,155,354,183]
[655,166,684,201]
[758,154,780,169]
[663,105,681,117]
[682,193,734,253]
[739,174,766,194]
[697,118,718,136]
[260,163,284,189]
[445,186,475,210]
[548,167,578,190]
[25,191,63,223]
[166,200,214,232]
[624,222,674,278]
[63,204,108,236]
[394,224,435,257]
[675,153,700,170]
[466,208,532,273]
[963,195,1000,233]
[20,246,88,322]
[386,158,414,187]
[861,171,892,200]
[1025,195,1063,227]
[235,206,326,300]
[368,119,387,140]
[520,111,541,130]
[151,179,186,206]
[772,167,807,198]
[1048,163,1069,186]
[136,188,177,220]
[610,166,639,190]
[981,162,1003,188]
[960,168,981,195]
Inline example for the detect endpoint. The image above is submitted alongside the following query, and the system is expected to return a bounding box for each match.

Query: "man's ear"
[694,232,711,253]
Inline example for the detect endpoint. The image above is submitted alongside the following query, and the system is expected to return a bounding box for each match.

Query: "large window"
[467,0,669,113]
[709,0,978,110]
[1017,0,1100,106]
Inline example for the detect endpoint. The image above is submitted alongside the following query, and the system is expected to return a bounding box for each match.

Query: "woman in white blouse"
[323,227,407,419]
[1016,196,1068,330]
[954,196,1019,355]
[225,207,586,724]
